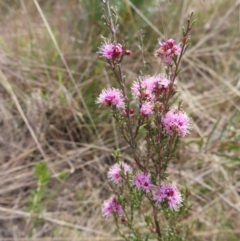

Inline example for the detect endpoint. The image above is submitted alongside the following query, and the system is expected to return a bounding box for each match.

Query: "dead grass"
[0,0,239,240]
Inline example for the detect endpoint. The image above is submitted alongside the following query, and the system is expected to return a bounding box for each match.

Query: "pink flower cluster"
[104,163,183,215]
[102,196,123,217]
[131,75,171,116]
[96,87,125,109]
[162,108,191,137]
[131,75,171,102]
[108,162,132,184]
[131,75,170,102]
[154,184,182,210]
[133,172,152,192]
[155,39,181,64]
[98,33,190,222]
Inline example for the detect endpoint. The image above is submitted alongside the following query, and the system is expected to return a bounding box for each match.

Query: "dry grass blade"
[0,206,108,236]
[0,70,53,171]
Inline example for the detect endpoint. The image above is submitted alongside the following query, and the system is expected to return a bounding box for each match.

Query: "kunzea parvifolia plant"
[96,0,195,240]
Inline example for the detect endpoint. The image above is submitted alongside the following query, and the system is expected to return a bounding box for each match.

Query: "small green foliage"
[27,161,51,230]
[58,170,68,180]
[112,148,121,161]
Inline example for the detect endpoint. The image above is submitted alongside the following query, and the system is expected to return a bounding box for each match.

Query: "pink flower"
[131,75,171,101]
[152,75,171,98]
[162,108,191,137]
[98,40,123,60]
[102,196,123,217]
[108,162,132,184]
[133,172,152,192]
[96,88,125,109]
[172,44,181,55]
[140,102,154,116]
[155,38,181,64]
[155,75,171,91]
[154,184,182,210]
[131,76,156,101]
[167,38,175,48]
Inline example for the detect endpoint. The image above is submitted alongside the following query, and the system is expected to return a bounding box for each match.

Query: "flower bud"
[121,217,126,223]
[124,49,132,56]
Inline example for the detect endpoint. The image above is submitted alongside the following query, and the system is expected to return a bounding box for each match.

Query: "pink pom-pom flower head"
[98,40,123,60]
[131,76,156,101]
[131,75,171,101]
[133,172,152,192]
[140,102,154,116]
[162,108,191,137]
[108,162,132,184]
[102,196,123,218]
[96,87,125,109]
[154,184,182,211]
[154,75,171,93]
[155,38,181,64]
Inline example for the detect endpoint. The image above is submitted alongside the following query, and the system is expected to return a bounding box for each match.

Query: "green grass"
[26,161,51,233]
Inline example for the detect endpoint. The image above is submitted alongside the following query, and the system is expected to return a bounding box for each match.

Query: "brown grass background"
[0,0,239,240]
